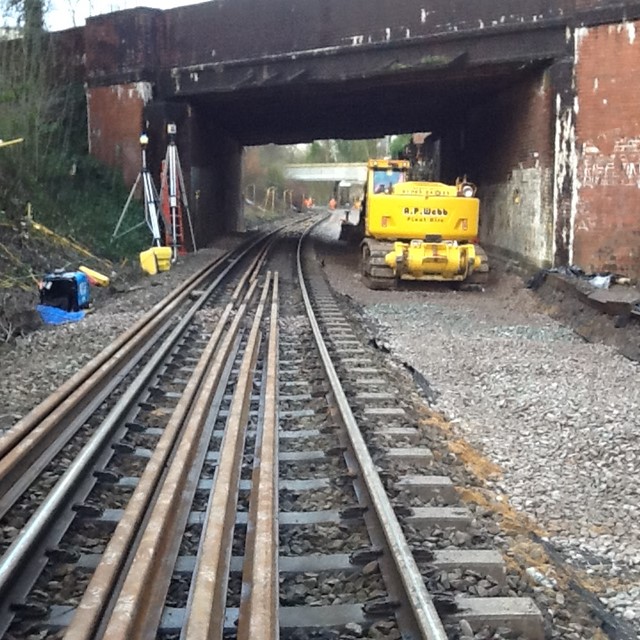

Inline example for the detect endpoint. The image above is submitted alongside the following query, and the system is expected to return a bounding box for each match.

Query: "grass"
[1,153,151,264]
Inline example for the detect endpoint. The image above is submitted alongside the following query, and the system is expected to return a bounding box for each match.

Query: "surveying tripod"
[112,125,196,260]
[112,133,163,246]
[161,123,197,260]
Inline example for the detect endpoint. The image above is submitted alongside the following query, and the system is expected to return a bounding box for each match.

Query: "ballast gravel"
[2,217,639,633]
[0,246,230,435]
[313,214,640,631]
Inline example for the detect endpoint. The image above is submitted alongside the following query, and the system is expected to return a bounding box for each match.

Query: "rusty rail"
[181,273,273,640]
[0,245,268,618]
[296,227,449,640]
[0,254,223,462]
[237,272,279,640]
[64,271,269,640]
[0,246,256,522]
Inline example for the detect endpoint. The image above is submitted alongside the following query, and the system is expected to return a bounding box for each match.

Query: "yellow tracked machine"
[342,158,489,289]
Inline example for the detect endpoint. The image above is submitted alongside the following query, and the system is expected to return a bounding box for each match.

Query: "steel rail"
[237,272,279,640]
[0,217,309,469]
[64,262,269,640]
[0,252,225,460]
[238,243,271,294]
[0,242,266,516]
[65,244,272,640]
[296,227,449,640]
[181,273,273,640]
[0,246,263,616]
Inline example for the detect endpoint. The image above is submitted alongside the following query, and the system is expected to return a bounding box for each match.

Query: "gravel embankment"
[314,213,640,629]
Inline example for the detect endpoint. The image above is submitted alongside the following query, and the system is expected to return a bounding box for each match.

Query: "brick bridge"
[59,0,640,277]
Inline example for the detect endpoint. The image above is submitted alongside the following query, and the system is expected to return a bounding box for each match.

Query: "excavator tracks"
[360,240,491,290]
[360,241,396,291]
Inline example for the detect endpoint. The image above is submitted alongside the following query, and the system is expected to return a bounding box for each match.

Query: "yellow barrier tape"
[0,242,22,266]
[0,137,24,149]
[30,221,113,270]
[0,277,33,291]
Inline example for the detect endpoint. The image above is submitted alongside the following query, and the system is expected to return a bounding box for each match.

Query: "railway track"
[0,217,546,640]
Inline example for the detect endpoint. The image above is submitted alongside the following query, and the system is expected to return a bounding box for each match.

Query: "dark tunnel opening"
[156,60,555,268]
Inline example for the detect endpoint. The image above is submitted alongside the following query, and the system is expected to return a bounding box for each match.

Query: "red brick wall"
[86,83,152,186]
[575,22,640,276]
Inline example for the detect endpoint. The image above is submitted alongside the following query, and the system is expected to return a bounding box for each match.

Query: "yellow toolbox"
[140,247,172,275]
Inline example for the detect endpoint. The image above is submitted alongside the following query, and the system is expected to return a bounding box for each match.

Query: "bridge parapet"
[80,0,579,91]
[84,8,163,86]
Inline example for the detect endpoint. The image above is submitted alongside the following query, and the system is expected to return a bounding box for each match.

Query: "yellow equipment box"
[140,247,172,275]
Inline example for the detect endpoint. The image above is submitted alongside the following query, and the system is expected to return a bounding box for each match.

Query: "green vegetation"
[390,134,411,159]
[2,0,417,260]
[0,0,148,262]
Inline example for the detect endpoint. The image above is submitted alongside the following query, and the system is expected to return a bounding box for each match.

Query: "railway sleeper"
[363,406,406,417]
[376,426,421,444]
[396,475,458,502]
[45,597,544,638]
[386,447,433,465]
[84,505,473,531]
[72,548,503,581]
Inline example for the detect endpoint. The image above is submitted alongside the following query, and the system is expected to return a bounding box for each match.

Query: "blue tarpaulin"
[37,304,85,325]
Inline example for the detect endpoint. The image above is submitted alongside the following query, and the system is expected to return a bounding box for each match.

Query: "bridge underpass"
[150,56,557,266]
[149,53,557,261]
[69,0,640,277]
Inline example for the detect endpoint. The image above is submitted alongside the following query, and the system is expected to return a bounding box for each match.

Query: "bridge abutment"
[459,68,556,271]
[87,82,153,188]
[144,102,245,248]
[573,18,640,276]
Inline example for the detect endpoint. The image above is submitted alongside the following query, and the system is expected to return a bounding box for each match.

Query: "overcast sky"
[46,0,199,31]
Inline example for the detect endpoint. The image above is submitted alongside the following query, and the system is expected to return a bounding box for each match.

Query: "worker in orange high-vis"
[328,197,337,210]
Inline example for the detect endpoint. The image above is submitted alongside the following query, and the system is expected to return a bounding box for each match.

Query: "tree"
[390,134,411,159]
[334,139,379,162]
[2,0,44,31]
[304,138,380,164]
[306,141,332,163]
[0,0,84,176]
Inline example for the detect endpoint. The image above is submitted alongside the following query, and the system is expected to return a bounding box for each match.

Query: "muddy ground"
[533,273,640,362]
[0,217,138,342]
[0,203,283,345]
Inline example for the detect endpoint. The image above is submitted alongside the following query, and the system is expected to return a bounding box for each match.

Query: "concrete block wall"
[574,20,640,277]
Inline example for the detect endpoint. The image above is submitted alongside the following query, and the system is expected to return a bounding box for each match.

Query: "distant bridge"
[284,163,367,183]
